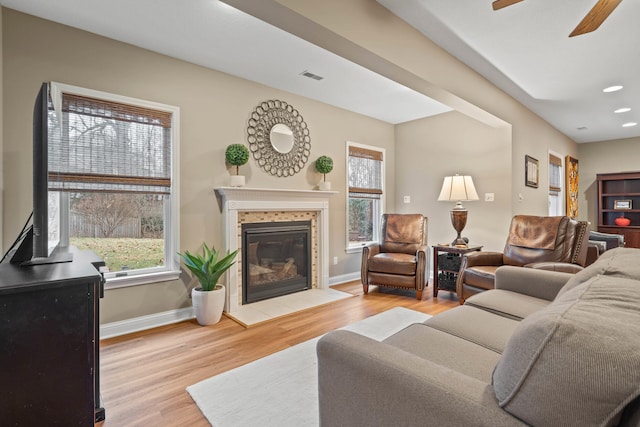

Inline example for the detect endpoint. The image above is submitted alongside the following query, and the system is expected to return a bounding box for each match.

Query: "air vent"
[577,126,588,131]
[301,70,324,81]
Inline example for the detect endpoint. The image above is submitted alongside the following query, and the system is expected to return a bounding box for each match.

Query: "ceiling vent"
[301,70,324,81]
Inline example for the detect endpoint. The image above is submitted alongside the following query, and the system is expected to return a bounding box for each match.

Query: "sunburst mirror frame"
[246,100,311,177]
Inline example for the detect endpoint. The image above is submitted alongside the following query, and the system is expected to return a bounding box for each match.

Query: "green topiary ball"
[315,156,334,175]
[225,144,250,167]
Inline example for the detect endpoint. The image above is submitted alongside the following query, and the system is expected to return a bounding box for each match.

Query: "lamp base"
[450,209,469,248]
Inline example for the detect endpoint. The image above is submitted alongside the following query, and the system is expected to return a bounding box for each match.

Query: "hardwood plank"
[98,281,458,426]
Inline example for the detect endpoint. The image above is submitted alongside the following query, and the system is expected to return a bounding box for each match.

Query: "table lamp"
[438,174,479,247]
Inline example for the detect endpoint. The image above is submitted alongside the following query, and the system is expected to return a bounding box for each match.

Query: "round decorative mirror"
[270,124,294,154]
[247,100,311,177]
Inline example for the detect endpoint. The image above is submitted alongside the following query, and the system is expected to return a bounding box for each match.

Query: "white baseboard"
[328,271,360,285]
[101,273,361,339]
[100,306,194,340]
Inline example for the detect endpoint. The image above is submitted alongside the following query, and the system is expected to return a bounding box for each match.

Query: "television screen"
[4,83,71,266]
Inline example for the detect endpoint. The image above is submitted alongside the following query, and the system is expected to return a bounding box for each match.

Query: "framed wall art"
[525,155,539,188]
[565,155,579,218]
[614,199,632,210]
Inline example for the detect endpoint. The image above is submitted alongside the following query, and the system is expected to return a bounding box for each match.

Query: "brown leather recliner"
[361,214,428,300]
[456,215,589,304]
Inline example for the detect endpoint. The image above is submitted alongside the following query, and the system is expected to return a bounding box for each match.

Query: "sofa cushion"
[558,247,640,296]
[383,323,501,382]
[492,274,640,427]
[465,289,551,320]
[422,305,520,353]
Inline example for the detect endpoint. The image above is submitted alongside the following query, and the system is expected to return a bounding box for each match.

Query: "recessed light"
[622,122,637,127]
[615,108,631,113]
[577,126,588,131]
[603,85,623,93]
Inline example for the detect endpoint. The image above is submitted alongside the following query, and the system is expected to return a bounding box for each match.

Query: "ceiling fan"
[492,0,622,37]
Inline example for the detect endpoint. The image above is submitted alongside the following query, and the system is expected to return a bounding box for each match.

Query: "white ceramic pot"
[192,285,226,326]
[318,181,331,191]
[229,175,246,187]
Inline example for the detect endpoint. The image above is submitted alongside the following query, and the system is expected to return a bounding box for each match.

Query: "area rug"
[186,307,430,427]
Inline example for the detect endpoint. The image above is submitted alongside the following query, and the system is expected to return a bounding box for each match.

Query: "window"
[548,152,564,216]
[347,142,384,251]
[49,82,180,288]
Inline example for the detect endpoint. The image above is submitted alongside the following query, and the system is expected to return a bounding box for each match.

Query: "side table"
[433,245,482,298]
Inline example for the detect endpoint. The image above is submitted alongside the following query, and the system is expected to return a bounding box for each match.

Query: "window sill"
[346,243,369,254]
[104,269,181,290]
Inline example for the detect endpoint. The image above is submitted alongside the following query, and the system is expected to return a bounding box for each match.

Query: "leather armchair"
[456,215,589,304]
[586,230,625,265]
[361,214,428,300]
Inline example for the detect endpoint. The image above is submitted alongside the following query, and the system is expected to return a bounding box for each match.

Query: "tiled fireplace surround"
[214,187,336,314]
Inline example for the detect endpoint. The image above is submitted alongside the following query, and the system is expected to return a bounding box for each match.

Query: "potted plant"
[315,155,334,190]
[225,143,250,187]
[178,243,238,325]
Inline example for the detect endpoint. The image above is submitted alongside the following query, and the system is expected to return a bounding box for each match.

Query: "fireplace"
[214,187,336,313]
[241,221,311,304]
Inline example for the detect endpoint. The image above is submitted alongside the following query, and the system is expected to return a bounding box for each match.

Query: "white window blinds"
[48,92,173,194]
[348,145,383,195]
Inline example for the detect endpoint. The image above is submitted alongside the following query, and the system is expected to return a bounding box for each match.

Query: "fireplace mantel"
[214,187,337,313]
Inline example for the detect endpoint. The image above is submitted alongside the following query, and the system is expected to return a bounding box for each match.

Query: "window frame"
[51,82,180,289]
[345,141,385,253]
[548,150,565,217]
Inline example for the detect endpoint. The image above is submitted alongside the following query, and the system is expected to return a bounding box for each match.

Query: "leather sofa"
[317,247,640,427]
[456,215,589,304]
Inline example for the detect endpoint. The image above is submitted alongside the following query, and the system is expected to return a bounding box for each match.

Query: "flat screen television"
[4,82,72,266]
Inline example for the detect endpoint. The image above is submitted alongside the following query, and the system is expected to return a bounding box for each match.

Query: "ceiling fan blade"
[569,0,622,37]
[492,0,524,11]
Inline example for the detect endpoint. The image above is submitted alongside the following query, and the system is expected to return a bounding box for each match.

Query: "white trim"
[214,187,337,313]
[100,272,360,338]
[346,141,385,251]
[547,149,565,216]
[328,271,360,285]
[50,82,181,284]
[104,269,181,289]
[100,306,194,339]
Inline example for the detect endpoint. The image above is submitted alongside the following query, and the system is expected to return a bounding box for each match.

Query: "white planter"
[229,175,246,187]
[192,285,226,326]
[318,181,331,191]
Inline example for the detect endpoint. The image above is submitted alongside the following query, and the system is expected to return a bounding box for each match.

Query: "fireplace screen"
[241,221,311,304]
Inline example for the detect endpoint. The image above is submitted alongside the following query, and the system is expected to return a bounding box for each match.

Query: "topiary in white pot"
[315,155,334,190]
[178,243,238,326]
[225,144,250,187]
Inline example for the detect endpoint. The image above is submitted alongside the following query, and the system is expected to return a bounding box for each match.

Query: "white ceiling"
[1,0,638,143]
[377,0,640,143]
[0,0,451,124]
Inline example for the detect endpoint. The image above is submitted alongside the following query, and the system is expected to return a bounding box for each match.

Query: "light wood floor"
[98,282,459,426]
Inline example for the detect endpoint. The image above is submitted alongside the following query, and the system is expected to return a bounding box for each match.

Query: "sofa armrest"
[526,261,584,273]
[317,330,526,427]
[494,266,572,301]
[463,251,504,267]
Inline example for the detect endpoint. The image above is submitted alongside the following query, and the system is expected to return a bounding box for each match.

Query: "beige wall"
[578,136,640,228]
[2,2,589,325]
[395,112,512,251]
[241,0,578,215]
[1,10,394,323]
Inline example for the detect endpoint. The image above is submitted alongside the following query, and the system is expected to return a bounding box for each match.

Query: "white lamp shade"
[438,175,479,202]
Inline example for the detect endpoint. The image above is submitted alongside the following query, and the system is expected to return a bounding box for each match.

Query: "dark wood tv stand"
[0,248,105,425]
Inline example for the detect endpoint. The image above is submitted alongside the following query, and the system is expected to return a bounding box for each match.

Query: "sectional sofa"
[317,247,640,426]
